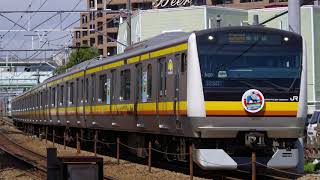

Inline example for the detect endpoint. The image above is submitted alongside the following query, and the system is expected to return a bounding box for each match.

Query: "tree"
[54,45,99,75]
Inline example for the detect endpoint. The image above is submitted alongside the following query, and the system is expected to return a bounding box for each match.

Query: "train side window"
[66,82,69,105]
[69,82,74,105]
[85,78,89,103]
[111,70,116,100]
[81,79,84,103]
[120,69,130,101]
[76,79,79,106]
[181,53,187,73]
[40,92,42,108]
[99,75,107,102]
[51,87,56,107]
[147,64,152,99]
[158,58,167,96]
[60,85,64,106]
[91,74,96,103]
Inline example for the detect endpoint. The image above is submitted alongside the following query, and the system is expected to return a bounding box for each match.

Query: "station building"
[117,5,320,115]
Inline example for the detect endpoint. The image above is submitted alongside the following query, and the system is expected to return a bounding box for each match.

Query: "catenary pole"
[288,0,304,174]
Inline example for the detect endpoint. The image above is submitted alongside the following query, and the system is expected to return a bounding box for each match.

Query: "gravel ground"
[298,174,320,180]
[2,122,320,180]
[0,149,41,180]
[0,123,207,180]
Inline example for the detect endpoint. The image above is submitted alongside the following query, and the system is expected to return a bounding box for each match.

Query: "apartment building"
[214,0,288,9]
[72,0,154,57]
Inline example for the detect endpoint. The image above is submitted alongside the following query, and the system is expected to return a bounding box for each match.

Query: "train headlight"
[208,35,214,40]
[284,37,289,42]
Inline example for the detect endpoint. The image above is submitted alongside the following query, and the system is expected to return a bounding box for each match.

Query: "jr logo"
[290,96,299,102]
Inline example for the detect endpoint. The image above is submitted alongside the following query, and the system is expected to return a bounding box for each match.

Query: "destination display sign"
[218,33,282,45]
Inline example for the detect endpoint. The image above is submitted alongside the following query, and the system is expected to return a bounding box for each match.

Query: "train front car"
[187,27,306,171]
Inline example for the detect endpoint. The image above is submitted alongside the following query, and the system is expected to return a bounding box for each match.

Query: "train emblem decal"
[242,89,265,113]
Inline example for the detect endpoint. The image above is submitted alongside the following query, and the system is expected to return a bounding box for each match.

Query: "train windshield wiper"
[212,40,261,77]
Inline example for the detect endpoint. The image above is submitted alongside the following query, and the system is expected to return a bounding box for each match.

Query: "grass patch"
[304,163,315,173]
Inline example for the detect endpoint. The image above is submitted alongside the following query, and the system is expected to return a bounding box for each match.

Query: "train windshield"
[197,31,302,101]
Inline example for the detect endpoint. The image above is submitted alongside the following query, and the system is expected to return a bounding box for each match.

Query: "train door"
[135,63,142,121]
[157,57,168,128]
[84,77,89,126]
[75,79,79,118]
[174,54,181,128]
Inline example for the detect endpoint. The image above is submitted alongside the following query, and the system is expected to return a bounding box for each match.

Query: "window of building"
[106,18,119,28]
[147,64,152,99]
[98,35,103,45]
[90,24,96,34]
[97,0,102,4]
[76,42,81,47]
[89,0,95,8]
[97,22,103,31]
[107,47,116,56]
[192,0,206,5]
[120,69,131,101]
[76,31,81,38]
[132,2,152,10]
[98,49,104,55]
[89,12,96,21]
[107,33,117,42]
[82,15,87,23]
[214,0,233,4]
[83,40,88,45]
[97,8,103,17]
[99,75,107,102]
[90,38,96,46]
[82,30,88,37]
[106,4,126,10]
[240,0,262,2]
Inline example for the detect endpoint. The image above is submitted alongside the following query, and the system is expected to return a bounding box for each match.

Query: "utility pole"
[288,0,304,174]
[63,43,68,66]
[126,0,132,46]
[288,0,301,33]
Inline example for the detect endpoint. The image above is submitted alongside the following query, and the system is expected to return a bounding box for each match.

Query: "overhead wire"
[0,0,32,39]
[3,0,82,65]
[2,0,49,48]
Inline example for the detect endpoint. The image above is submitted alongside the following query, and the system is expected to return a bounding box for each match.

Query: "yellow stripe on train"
[205,101,298,116]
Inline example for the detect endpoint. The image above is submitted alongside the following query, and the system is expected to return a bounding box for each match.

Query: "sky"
[0,0,86,59]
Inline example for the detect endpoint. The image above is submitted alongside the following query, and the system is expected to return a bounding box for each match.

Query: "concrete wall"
[206,6,247,28]
[248,7,288,30]
[117,6,247,53]
[140,7,206,40]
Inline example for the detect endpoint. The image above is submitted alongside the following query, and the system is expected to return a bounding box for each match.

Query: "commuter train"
[11,26,307,171]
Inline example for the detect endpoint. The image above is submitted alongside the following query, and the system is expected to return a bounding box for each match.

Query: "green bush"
[304,163,315,173]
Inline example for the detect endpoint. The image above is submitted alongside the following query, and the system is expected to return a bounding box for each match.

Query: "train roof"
[13,26,302,100]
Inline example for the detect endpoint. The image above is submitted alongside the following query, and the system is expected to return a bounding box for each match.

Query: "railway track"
[0,122,116,180]
[0,128,47,178]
